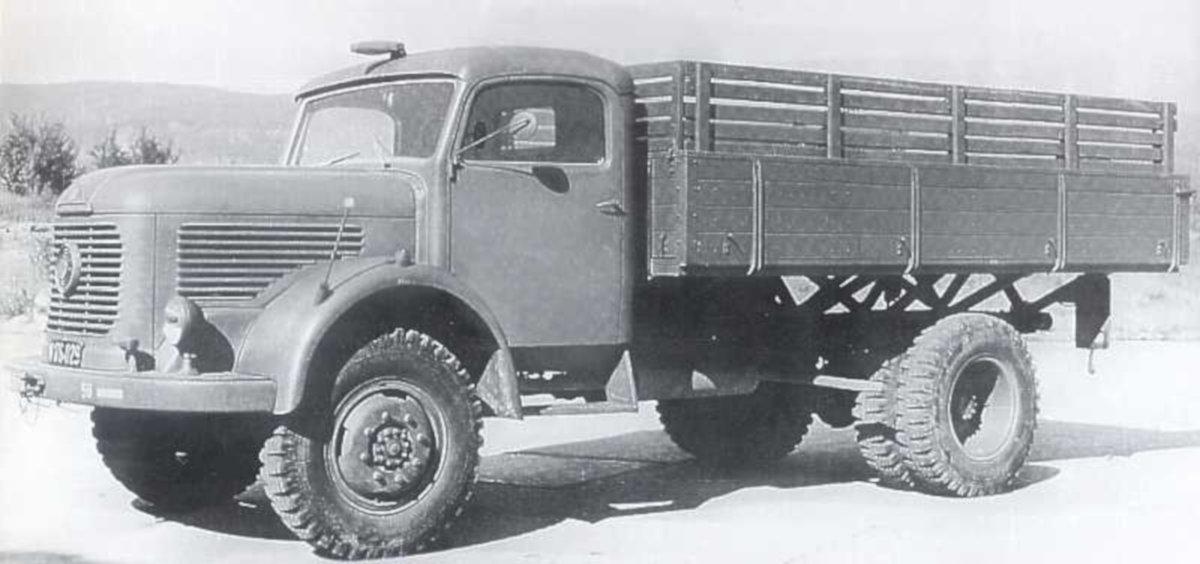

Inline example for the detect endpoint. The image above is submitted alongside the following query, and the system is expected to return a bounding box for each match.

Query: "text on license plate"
[47,339,85,367]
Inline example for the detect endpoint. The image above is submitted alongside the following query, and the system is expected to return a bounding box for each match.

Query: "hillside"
[0,82,294,165]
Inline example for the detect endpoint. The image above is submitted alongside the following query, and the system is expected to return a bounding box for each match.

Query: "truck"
[7,42,1192,559]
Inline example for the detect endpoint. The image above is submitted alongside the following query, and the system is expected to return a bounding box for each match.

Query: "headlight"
[162,296,200,346]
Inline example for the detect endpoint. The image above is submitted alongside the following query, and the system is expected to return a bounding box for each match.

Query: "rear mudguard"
[234,257,519,417]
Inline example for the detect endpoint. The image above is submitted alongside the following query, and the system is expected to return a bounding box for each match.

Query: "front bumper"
[6,356,276,413]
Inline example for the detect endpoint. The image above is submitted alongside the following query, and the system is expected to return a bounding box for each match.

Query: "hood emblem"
[52,241,83,298]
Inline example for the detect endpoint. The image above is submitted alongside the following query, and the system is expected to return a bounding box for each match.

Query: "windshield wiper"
[322,151,361,167]
[452,118,531,164]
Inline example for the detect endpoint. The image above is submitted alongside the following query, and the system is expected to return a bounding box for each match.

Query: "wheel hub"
[334,390,436,502]
[948,355,1017,460]
[952,392,984,441]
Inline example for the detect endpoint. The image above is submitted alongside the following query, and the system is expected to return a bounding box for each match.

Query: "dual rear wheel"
[855,313,1038,496]
[656,314,1037,498]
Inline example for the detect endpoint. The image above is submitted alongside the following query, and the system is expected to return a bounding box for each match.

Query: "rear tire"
[894,313,1038,497]
[657,383,813,467]
[853,357,913,488]
[92,408,265,511]
[259,329,482,559]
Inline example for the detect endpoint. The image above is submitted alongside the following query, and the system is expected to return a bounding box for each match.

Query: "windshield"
[291,80,455,166]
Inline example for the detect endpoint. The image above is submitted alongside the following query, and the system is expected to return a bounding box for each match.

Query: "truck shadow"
[450,419,1200,548]
[136,418,1200,551]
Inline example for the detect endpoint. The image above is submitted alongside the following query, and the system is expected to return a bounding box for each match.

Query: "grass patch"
[0,192,55,224]
[1,194,54,319]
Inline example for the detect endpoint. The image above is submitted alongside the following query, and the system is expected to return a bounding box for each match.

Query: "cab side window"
[462,82,604,163]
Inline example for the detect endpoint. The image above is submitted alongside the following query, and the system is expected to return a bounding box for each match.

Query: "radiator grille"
[47,223,122,335]
[177,223,365,301]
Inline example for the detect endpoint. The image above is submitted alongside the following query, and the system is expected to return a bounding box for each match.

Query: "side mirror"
[532,166,570,194]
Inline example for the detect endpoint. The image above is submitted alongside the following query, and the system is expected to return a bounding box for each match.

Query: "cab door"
[450,79,629,347]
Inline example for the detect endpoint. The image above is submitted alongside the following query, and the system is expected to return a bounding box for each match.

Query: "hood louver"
[177,222,364,301]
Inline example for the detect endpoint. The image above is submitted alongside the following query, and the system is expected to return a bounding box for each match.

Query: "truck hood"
[57,165,420,217]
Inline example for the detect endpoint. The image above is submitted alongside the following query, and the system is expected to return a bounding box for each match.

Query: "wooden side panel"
[919,167,1059,269]
[682,154,757,270]
[1074,96,1168,174]
[838,75,953,167]
[630,62,694,153]
[1062,174,1176,269]
[760,159,911,270]
[961,86,1069,169]
[629,59,1179,175]
[648,152,686,276]
[699,63,829,159]
[648,150,1186,278]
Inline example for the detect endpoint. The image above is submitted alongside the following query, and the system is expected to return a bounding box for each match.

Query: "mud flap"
[1073,273,1110,350]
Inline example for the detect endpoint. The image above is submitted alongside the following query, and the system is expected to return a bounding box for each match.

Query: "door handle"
[595,199,626,217]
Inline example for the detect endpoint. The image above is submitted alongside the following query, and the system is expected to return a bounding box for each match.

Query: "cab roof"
[297,46,633,99]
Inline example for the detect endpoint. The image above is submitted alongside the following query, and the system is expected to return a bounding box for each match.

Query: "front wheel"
[894,313,1038,497]
[259,329,482,560]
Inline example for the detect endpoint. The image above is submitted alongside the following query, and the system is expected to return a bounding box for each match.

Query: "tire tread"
[893,313,1038,497]
[259,328,483,559]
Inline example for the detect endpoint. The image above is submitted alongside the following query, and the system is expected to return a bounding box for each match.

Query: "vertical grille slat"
[177,223,364,301]
[47,223,121,335]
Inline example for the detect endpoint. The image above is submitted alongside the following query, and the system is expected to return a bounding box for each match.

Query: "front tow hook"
[17,374,46,399]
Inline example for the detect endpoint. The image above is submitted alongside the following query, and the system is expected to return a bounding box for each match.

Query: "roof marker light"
[351,40,406,60]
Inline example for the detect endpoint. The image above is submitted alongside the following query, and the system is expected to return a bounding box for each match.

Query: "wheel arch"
[235,261,520,418]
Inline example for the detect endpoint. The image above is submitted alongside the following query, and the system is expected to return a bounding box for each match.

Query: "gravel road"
[2,318,1198,564]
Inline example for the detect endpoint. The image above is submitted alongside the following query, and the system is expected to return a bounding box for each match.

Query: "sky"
[1,0,1198,106]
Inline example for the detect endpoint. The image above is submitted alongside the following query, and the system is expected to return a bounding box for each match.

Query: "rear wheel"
[657,383,813,467]
[259,329,482,559]
[894,313,1038,497]
[92,409,265,511]
[853,357,913,488]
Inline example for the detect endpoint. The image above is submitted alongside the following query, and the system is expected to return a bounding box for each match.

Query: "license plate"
[47,339,85,368]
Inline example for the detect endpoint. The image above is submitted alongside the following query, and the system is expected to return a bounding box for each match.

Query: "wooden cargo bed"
[630,61,1192,277]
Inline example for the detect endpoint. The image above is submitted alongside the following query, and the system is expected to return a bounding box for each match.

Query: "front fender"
[234,258,517,416]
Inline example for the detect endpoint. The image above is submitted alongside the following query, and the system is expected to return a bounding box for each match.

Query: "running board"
[522,401,639,417]
[522,351,638,417]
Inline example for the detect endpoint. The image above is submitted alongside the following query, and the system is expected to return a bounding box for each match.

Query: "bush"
[0,114,78,196]
[89,131,129,170]
[90,128,180,169]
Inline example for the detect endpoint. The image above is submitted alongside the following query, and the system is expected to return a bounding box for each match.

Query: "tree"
[90,127,180,170]
[89,130,130,169]
[0,114,79,196]
[129,128,180,165]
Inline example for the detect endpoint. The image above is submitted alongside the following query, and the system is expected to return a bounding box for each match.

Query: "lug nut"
[380,411,391,422]
[404,414,418,427]
[416,433,431,446]
[373,471,386,485]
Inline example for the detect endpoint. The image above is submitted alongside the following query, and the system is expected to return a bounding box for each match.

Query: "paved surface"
[2,317,1199,563]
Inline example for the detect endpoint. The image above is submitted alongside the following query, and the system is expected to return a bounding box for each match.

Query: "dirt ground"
[1,317,1199,564]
